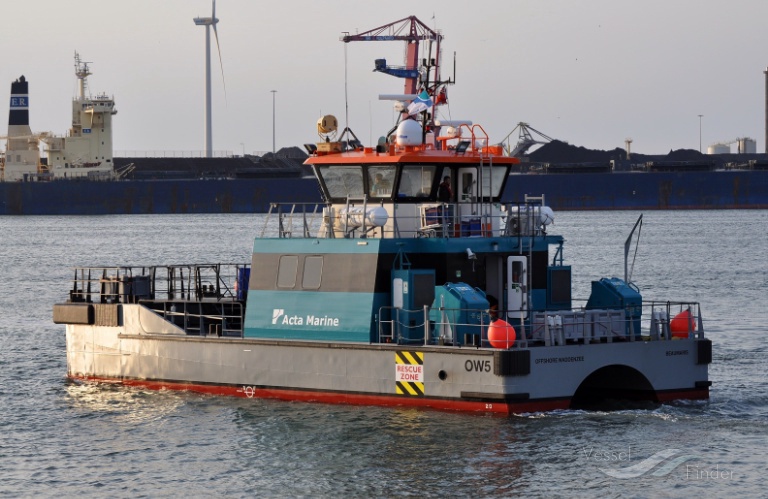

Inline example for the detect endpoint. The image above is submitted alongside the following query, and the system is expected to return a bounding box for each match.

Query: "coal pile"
[528,140,656,164]
[526,140,767,168]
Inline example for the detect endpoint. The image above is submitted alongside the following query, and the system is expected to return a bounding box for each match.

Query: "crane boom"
[501,122,555,158]
[341,16,442,94]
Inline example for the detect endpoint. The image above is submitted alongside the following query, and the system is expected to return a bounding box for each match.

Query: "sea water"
[0,211,765,497]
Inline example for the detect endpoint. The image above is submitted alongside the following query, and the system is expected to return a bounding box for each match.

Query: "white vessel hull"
[64,304,710,414]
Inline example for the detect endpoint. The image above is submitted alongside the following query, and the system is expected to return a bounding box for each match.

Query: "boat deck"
[58,264,706,348]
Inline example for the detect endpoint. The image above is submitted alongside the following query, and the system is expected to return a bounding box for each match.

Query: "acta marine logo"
[271,309,285,324]
[271,308,340,327]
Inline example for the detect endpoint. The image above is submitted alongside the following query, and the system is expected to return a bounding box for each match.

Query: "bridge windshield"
[397,165,438,198]
[316,163,440,202]
[315,162,508,203]
[318,165,365,199]
[368,166,395,198]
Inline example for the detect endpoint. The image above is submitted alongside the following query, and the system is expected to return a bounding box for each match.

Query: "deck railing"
[67,263,250,304]
[262,200,552,240]
[375,301,704,348]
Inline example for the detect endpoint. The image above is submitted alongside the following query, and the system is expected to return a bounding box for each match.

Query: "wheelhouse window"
[318,165,364,200]
[368,166,395,198]
[397,165,437,198]
[480,166,509,198]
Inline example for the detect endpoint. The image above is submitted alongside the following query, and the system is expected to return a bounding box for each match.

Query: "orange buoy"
[488,319,516,349]
[670,309,696,338]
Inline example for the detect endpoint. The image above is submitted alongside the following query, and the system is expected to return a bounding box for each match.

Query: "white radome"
[396,120,422,146]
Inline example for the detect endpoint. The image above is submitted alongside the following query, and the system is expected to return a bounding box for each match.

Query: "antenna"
[74,51,92,100]
[624,214,643,284]
[193,0,226,158]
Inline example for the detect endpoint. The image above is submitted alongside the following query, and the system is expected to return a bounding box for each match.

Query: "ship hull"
[0,177,321,215]
[64,309,710,415]
[4,170,768,214]
[505,170,768,210]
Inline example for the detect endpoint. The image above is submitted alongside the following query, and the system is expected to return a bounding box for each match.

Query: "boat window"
[318,165,364,199]
[368,166,395,198]
[398,165,436,198]
[480,166,508,198]
[459,171,475,201]
[277,255,299,288]
[302,256,323,289]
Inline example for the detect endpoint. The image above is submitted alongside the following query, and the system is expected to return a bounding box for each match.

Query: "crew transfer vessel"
[53,16,711,414]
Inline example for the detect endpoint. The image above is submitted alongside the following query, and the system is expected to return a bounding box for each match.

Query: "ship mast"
[341,16,443,96]
[74,51,91,100]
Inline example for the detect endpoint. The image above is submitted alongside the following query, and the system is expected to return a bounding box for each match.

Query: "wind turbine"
[193,0,226,158]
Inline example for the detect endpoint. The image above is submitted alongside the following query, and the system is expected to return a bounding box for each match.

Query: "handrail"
[375,300,704,348]
[68,263,249,304]
[261,199,552,240]
[378,305,493,347]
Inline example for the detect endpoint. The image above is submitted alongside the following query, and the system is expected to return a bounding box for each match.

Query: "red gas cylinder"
[670,309,696,338]
[488,319,516,349]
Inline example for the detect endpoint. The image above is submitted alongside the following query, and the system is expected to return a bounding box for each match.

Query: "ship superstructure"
[41,52,117,178]
[1,52,116,182]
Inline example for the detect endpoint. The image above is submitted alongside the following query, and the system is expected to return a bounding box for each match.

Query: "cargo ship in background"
[1,53,767,214]
[0,53,320,215]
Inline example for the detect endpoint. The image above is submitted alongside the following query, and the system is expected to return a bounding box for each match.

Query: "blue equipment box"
[585,277,642,337]
[430,282,490,345]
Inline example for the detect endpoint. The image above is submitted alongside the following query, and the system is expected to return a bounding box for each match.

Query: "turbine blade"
[212,0,216,20]
[213,23,227,104]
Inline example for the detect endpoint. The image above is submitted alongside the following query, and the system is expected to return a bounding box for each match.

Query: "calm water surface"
[0,211,765,497]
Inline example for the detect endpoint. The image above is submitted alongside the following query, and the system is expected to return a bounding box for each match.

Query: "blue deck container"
[430,283,490,345]
[585,277,642,337]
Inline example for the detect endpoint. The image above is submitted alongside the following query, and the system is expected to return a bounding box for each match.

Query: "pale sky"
[3,0,767,156]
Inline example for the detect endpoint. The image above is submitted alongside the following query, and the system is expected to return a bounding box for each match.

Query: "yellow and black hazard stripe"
[395,351,424,396]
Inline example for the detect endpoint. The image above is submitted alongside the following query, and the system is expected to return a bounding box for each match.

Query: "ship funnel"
[7,75,34,152]
[8,76,30,127]
[5,75,39,181]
